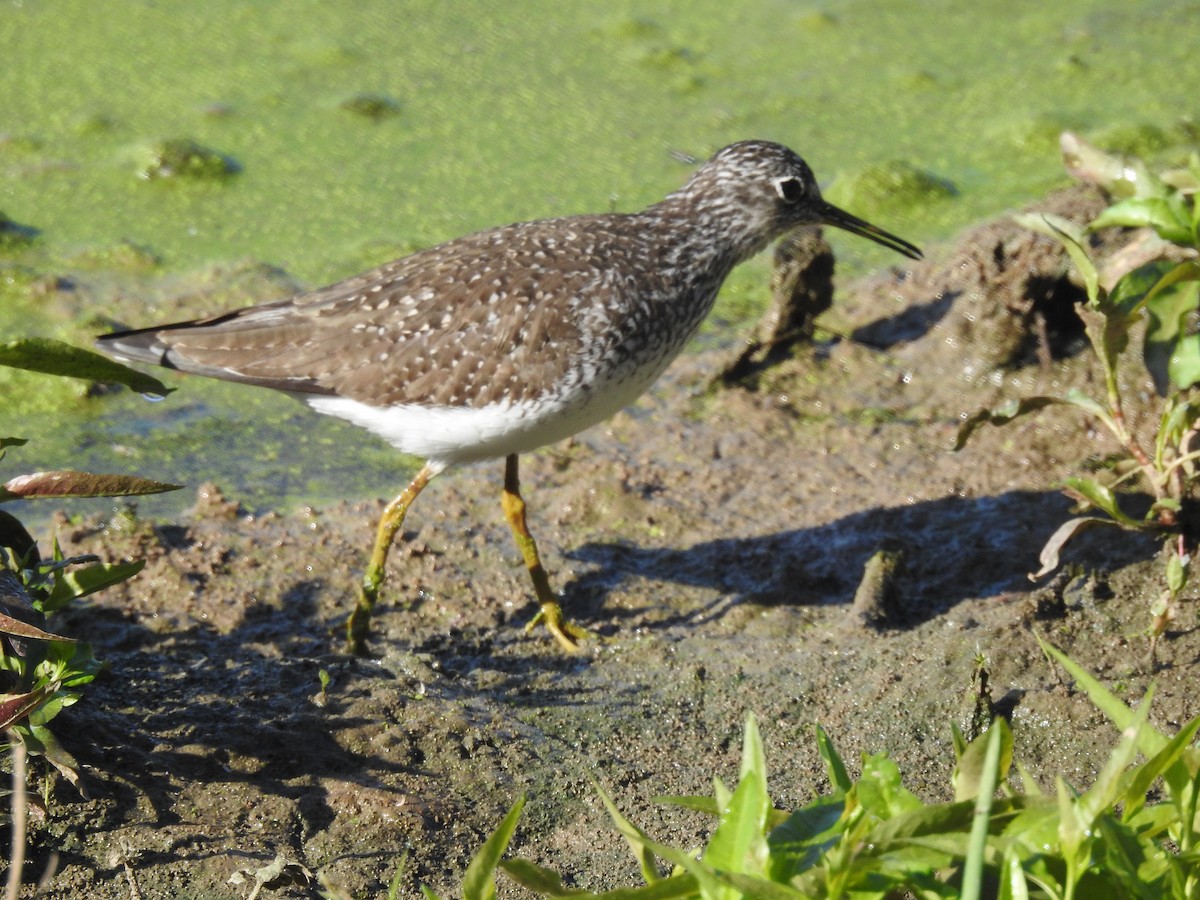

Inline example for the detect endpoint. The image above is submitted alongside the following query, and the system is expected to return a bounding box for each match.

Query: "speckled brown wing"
[149,215,639,409]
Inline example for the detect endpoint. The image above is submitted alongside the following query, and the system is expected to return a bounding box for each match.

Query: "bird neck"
[644,189,776,275]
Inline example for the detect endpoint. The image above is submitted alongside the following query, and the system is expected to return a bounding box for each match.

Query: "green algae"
[67,240,161,273]
[3,0,1197,285]
[137,137,239,181]
[825,161,956,217]
[0,212,38,249]
[1088,121,1173,159]
[2,0,1199,514]
[338,93,402,121]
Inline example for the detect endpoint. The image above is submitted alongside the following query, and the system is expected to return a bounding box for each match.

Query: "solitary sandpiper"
[97,140,922,654]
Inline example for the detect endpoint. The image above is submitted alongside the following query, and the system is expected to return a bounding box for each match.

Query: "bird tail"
[95,326,177,369]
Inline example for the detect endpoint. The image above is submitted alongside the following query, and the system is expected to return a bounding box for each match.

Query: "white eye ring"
[773,176,805,203]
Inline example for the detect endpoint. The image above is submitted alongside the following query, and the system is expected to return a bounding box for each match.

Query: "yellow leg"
[500,454,589,652]
[347,462,436,655]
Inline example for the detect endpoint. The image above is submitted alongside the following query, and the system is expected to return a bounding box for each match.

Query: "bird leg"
[501,454,589,652]
[348,462,437,654]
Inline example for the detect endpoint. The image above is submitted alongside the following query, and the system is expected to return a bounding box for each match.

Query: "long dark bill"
[819,201,923,260]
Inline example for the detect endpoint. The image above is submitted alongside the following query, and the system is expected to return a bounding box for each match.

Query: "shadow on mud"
[567,488,1159,627]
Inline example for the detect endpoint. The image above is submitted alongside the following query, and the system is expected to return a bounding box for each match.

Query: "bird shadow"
[563,488,1159,629]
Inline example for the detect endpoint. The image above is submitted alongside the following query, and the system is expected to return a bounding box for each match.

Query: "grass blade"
[961,722,1004,900]
[462,794,525,900]
[814,724,851,794]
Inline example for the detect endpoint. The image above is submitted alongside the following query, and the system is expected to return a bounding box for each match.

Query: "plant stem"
[6,731,27,900]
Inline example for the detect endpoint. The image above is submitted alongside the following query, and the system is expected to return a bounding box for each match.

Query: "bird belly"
[305,350,673,468]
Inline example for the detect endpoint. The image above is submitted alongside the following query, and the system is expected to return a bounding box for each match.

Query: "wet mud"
[20,184,1197,897]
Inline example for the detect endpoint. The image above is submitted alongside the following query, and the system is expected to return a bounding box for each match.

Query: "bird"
[97,140,922,654]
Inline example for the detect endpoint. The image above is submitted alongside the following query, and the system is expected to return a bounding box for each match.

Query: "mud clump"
[711,226,834,388]
[850,184,1115,380]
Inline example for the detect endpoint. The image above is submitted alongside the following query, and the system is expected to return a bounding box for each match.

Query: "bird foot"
[345,591,378,656]
[525,601,590,652]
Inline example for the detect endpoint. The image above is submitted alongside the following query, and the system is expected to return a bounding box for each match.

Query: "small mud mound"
[849,184,1123,380]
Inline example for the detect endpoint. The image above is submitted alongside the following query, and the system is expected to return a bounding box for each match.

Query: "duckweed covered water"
[2,0,1197,514]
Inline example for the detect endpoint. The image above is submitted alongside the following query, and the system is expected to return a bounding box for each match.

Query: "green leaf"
[711,777,731,815]
[708,871,809,900]
[1138,262,1200,391]
[49,641,101,689]
[462,794,525,900]
[1156,394,1200,461]
[1090,196,1194,247]
[950,721,967,760]
[1166,552,1188,595]
[862,798,984,847]
[0,337,174,396]
[1059,387,1117,421]
[386,851,408,900]
[1169,331,1200,392]
[702,714,772,888]
[27,687,81,727]
[858,753,923,818]
[1055,776,1085,858]
[494,859,580,896]
[1035,636,1170,758]
[815,724,851,793]
[1000,802,1061,869]
[738,713,767,804]
[1141,260,1200,311]
[499,860,699,899]
[703,770,768,885]
[1014,761,1042,798]
[998,846,1031,900]
[595,781,663,885]
[767,796,845,883]
[1116,258,1195,316]
[599,819,729,900]
[1076,684,1154,824]
[24,723,83,789]
[953,718,1013,802]
[0,470,182,503]
[1061,477,1143,528]
[1093,816,1161,900]
[43,559,145,611]
[1112,259,1172,328]
[1120,715,1200,824]
[1015,213,1100,304]
[955,397,1065,451]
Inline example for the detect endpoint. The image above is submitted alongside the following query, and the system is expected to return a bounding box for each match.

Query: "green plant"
[0,338,177,760]
[0,468,178,783]
[0,338,179,893]
[438,642,1200,899]
[955,139,1200,648]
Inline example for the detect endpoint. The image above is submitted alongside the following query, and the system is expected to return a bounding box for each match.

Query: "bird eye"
[773,176,805,204]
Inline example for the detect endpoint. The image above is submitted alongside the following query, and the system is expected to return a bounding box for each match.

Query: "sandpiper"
[97,140,922,654]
